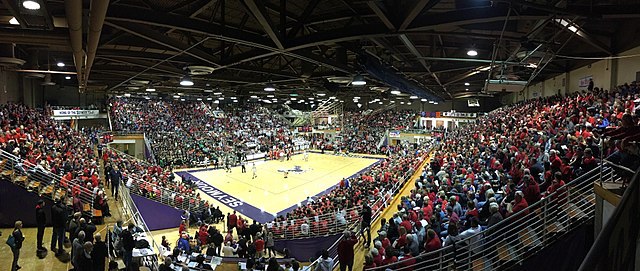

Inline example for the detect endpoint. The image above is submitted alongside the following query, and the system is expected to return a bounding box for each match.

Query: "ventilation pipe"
[84,0,110,88]
[65,0,84,89]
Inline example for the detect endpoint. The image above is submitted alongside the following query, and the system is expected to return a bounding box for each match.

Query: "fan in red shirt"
[397,247,417,271]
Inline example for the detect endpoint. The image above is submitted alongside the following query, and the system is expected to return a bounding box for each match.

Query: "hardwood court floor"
[175,153,382,222]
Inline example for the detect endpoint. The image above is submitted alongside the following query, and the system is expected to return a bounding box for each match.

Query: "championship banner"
[53,110,100,117]
[389,131,401,137]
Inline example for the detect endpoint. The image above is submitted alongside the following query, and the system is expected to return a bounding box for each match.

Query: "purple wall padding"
[273,233,342,262]
[0,180,54,227]
[131,193,183,231]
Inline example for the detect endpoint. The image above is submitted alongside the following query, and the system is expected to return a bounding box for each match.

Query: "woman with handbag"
[7,220,25,271]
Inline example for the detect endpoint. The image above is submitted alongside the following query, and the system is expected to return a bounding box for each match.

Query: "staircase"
[0,149,95,217]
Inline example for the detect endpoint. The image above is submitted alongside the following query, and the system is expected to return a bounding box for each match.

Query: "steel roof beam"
[242,0,284,50]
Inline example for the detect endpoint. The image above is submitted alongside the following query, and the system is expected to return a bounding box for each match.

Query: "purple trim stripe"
[175,171,276,223]
[176,153,383,223]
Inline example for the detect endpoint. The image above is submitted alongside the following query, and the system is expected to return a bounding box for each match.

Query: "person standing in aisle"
[110,166,123,200]
[35,199,47,253]
[50,198,67,255]
[360,202,372,248]
[10,221,25,271]
[337,231,357,271]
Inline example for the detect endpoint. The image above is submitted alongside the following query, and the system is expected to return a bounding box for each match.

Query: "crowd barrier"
[366,165,605,271]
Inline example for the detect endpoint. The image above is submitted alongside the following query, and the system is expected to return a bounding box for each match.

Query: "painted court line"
[177,154,384,222]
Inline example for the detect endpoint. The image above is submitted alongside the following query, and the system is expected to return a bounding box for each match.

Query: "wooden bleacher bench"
[1,169,14,177]
[42,184,54,195]
[472,257,490,271]
[28,180,41,189]
[546,222,565,234]
[92,209,103,225]
[518,227,542,248]
[566,203,587,220]
[13,175,27,184]
[497,241,514,262]
[83,203,91,212]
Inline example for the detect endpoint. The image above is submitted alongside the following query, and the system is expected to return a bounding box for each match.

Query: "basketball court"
[173,152,383,223]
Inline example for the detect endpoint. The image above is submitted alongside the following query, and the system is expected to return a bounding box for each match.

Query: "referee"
[360,202,372,248]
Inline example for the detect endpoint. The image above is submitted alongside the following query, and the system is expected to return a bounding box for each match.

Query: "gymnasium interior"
[0,0,639,271]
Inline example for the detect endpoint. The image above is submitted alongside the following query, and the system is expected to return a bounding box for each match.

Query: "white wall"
[568,58,612,92]
[616,46,640,85]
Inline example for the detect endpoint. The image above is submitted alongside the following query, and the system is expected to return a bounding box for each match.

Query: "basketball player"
[241,160,246,173]
[252,163,257,179]
[303,150,309,162]
[225,157,232,173]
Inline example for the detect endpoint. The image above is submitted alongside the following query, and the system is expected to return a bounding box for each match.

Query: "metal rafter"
[1,0,27,29]
[367,1,396,31]
[398,0,440,30]
[104,21,221,68]
[242,0,284,50]
[399,34,449,97]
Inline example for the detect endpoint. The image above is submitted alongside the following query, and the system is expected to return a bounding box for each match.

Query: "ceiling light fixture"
[464,82,470,86]
[352,74,367,86]
[173,95,180,99]
[467,49,478,56]
[409,95,418,99]
[56,62,65,67]
[250,95,258,99]
[420,98,428,102]
[264,82,276,92]
[213,92,222,95]
[65,76,71,80]
[145,84,155,92]
[266,95,275,98]
[207,97,213,101]
[180,74,194,86]
[9,17,19,25]
[390,90,401,95]
[317,93,326,96]
[22,0,40,10]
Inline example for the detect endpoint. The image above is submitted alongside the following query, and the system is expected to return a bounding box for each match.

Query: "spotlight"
[9,17,19,25]
[264,83,276,92]
[56,62,65,67]
[409,95,418,99]
[420,98,428,102]
[65,76,71,80]
[22,0,40,10]
[390,90,401,95]
[352,74,366,86]
[464,82,470,86]
[180,74,194,86]
[467,49,478,56]
[145,85,156,92]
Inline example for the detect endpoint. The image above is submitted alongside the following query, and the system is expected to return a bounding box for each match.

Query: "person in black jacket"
[212,228,223,256]
[110,166,123,199]
[35,199,47,251]
[11,220,25,271]
[121,223,136,268]
[50,198,68,255]
[91,234,108,271]
[78,241,94,271]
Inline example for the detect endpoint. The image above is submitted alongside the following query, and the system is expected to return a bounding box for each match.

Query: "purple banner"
[0,180,54,227]
[273,233,342,262]
[131,193,183,231]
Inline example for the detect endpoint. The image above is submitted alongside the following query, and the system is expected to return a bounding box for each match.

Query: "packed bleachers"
[362,83,640,270]
[110,98,293,168]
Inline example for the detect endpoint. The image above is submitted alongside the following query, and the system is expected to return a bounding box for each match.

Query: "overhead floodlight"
[467,49,478,56]
[266,95,275,98]
[124,93,131,97]
[465,88,469,91]
[233,100,238,103]
[173,95,180,98]
[378,101,383,105]
[291,97,297,100]
[428,100,434,104]
[434,102,439,104]
[56,62,65,67]
[22,0,40,10]
[264,82,276,91]
[390,90,401,95]
[352,74,366,86]
[213,92,222,95]
[145,84,156,92]
[9,17,19,25]
[180,74,194,86]
[407,102,412,105]
[409,95,418,99]
[207,97,213,101]
[144,96,150,100]
[400,102,405,105]
[421,98,428,102]
[65,76,71,80]
[197,98,202,101]
[180,98,186,101]
[218,97,224,100]
[464,82,470,86]
[317,93,326,96]
[250,95,258,99]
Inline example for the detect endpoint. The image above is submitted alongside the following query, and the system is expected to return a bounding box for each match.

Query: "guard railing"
[0,149,95,217]
[366,165,606,271]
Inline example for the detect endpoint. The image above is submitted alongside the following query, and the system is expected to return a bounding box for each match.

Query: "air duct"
[65,0,84,89]
[84,0,110,88]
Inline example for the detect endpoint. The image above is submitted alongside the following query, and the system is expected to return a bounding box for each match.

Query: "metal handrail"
[0,149,95,216]
[119,183,161,270]
[578,162,638,271]
[367,165,605,271]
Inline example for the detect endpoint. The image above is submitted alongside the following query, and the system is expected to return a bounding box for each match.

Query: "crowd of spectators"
[310,110,417,155]
[110,98,294,168]
[360,83,640,270]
